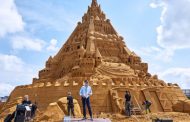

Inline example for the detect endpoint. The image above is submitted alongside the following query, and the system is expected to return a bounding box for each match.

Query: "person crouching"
[142,100,152,114]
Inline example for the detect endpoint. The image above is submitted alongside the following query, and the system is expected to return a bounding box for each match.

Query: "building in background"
[183,89,190,98]
[0,96,8,103]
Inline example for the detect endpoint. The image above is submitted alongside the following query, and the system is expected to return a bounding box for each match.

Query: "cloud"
[0,53,40,96]
[156,0,190,49]
[137,46,174,62]
[11,36,60,52]
[11,36,46,51]
[0,53,24,72]
[0,0,24,38]
[147,0,190,62]
[158,67,190,89]
[0,83,14,97]
[47,39,59,52]
[17,0,77,32]
[149,3,160,8]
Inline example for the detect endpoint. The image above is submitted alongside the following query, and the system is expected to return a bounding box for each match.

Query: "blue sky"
[0,0,190,96]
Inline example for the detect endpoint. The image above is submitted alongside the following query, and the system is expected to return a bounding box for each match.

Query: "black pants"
[4,113,15,122]
[68,105,75,117]
[31,104,37,118]
[82,97,92,118]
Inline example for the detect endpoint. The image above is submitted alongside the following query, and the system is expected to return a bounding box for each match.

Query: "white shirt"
[79,85,92,98]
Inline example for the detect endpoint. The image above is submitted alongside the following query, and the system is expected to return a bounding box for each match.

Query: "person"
[142,100,151,114]
[125,91,131,117]
[5,95,37,122]
[67,92,75,117]
[31,102,37,118]
[22,95,37,118]
[21,95,32,120]
[22,95,32,105]
[79,80,93,121]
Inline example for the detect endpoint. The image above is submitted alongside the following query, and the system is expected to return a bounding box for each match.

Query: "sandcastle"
[0,0,189,121]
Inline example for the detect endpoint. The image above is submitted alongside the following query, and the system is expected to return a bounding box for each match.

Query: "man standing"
[79,80,93,121]
[67,92,75,117]
[125,91,131,117]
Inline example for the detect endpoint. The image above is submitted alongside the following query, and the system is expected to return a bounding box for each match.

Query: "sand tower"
[0,0,189,120]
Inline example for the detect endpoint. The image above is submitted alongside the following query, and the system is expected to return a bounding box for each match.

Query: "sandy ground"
[1,112,190,122]
[109,112,190,122]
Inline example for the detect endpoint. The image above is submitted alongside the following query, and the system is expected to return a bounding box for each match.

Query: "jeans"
[82,97,92,118]
[125,101,131,116]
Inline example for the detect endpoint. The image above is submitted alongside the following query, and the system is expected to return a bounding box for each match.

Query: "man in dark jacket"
[67,92,75,117]
[4,95,37,122]
[22,95,37,118]
[125,91,131,116]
